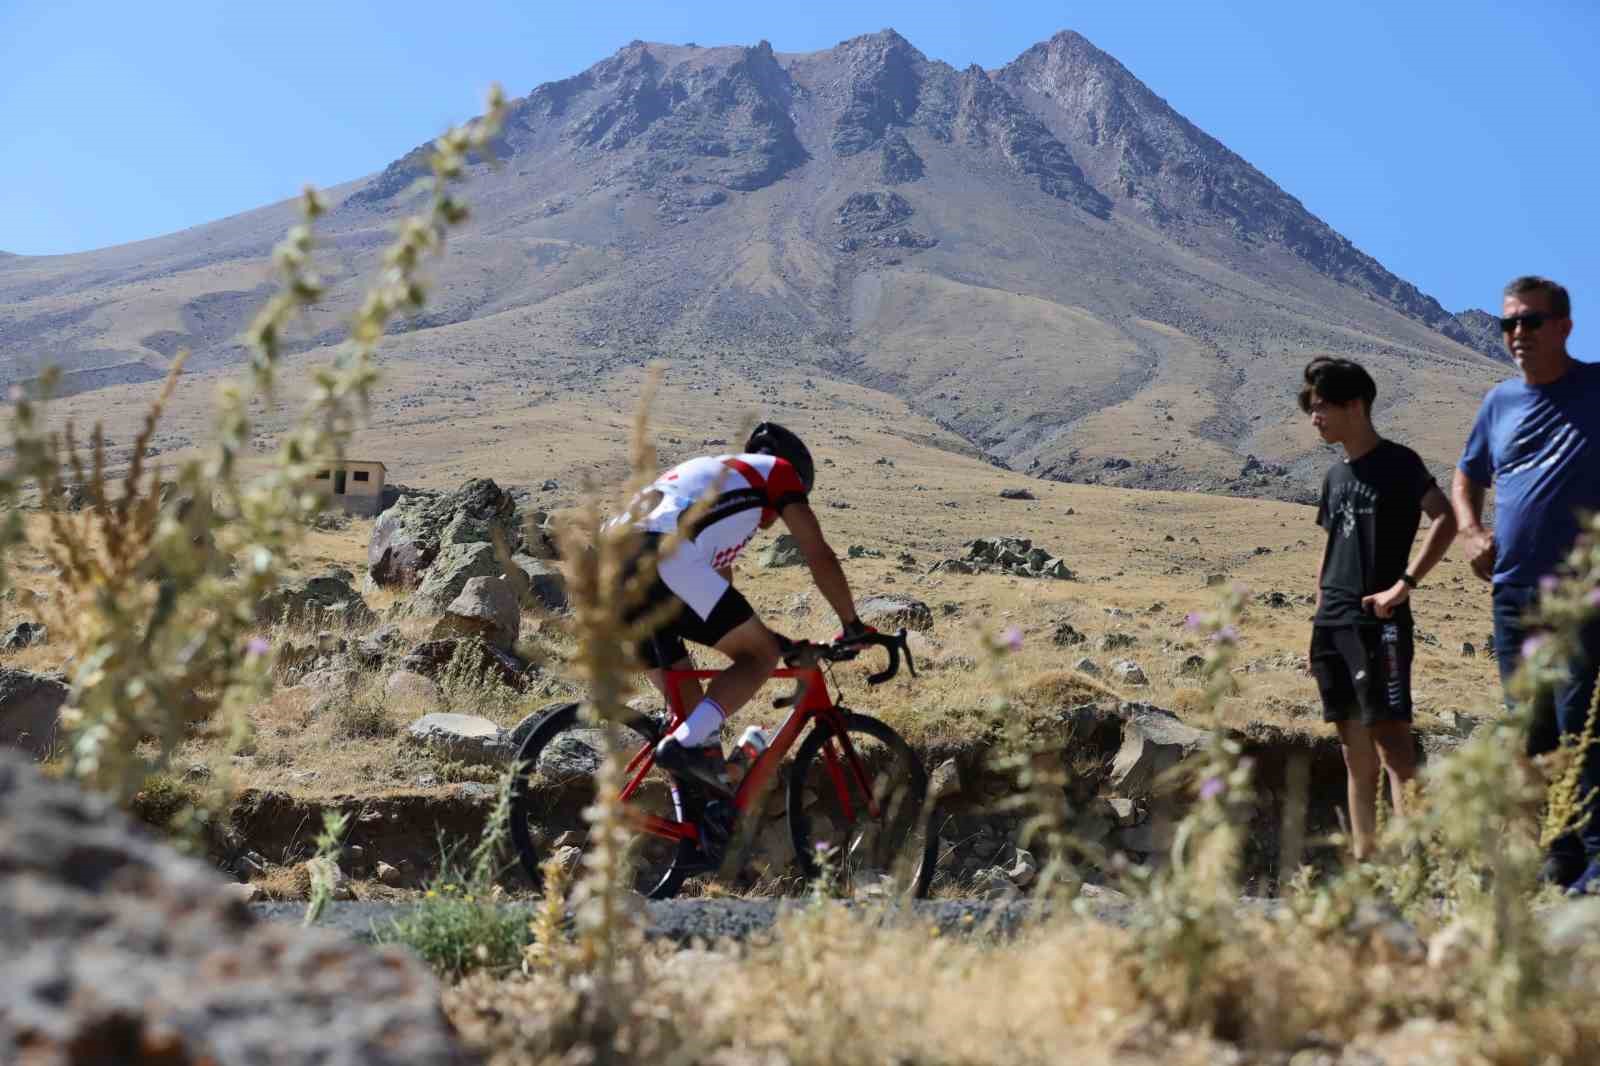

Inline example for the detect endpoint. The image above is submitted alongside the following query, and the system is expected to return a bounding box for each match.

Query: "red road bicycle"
[508,630,936,900]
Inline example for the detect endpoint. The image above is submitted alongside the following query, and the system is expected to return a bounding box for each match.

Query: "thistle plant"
[1123,583,1253,1026]
[303,808,351,926]
[0,86,505,805]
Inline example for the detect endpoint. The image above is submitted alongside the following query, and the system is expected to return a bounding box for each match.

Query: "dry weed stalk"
[0,87,506,804]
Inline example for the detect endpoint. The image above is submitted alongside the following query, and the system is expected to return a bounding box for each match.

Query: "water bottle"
[725,726,770,786]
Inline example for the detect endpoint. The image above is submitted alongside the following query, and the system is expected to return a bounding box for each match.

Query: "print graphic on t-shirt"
[1327,480,1377,541]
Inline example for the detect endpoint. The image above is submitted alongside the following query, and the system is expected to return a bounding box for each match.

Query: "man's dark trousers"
[1492,583,1600,877]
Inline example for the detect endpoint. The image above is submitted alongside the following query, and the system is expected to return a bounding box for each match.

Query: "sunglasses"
[1499,312,1558,333]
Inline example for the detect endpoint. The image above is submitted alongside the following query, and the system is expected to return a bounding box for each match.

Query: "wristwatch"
[1400,572,1418,589]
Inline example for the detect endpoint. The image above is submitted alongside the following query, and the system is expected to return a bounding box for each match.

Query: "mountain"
[0,30,1507,500]
[1451,309,1507,362]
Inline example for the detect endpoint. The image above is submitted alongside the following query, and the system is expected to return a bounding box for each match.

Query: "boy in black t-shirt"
[1299,358,1458,861]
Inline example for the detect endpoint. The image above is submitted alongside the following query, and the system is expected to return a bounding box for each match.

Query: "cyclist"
[611,422,870,793]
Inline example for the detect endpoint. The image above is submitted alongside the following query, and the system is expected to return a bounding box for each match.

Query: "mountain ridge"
[0,28,1508,501]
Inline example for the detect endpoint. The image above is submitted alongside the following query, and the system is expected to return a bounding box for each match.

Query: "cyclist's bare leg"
[705,617,782,719]
[662,618,781,749]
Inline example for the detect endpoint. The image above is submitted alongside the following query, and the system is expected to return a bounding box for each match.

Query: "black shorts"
[1309,623,1414,725]
[624,535,756,670]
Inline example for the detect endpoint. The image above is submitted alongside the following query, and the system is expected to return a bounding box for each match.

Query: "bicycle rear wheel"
[508,701,697,900]
[787,711,936,899]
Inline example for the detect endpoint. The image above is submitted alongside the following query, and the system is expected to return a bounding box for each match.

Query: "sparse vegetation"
[6,60,1600,1066]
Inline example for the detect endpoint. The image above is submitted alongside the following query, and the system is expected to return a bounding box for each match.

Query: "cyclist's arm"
[779,501,859,626]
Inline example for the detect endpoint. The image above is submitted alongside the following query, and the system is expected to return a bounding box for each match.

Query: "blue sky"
[2,0,1596,331]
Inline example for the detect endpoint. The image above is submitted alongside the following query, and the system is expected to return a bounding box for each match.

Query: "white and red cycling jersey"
[612,453,808,620]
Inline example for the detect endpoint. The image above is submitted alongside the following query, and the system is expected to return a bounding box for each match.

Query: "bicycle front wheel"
[787,711,936,899]
[508,701,696,900]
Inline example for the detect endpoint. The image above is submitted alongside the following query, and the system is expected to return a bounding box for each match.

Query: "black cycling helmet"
[745,421,815,494]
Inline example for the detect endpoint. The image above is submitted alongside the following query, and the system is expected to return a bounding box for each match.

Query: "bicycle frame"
[615,664,881,845]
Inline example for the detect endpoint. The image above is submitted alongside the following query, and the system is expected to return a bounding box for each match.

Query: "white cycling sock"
[669,698,727,748]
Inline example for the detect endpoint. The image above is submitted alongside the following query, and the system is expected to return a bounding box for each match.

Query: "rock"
[1052,622,1086,647]
[1005,848,1037,888]
[1108,705,1209,796]
[759,533,804,568]
[368,477,520,588]
[0,750,472,1065]
[1111,660,1148,686]
[1204,573,1227,587]
[431,575,521,650]
[386,670,445,710]
[1106,797,1140,827]
[1115,819,1175,854]
[400,637,531,690]
[410,542,505,617]
[998,488,1036,500]
[2,620,47,649]
[299,666,360,695]
[974,867,1021,901]
[857,595,934,633]
[302,856,355,901]
[404,712,512,764]
[1461,642,1476,658]
[376,861,403,886]
[221,881,264,904]
[929,758,962,803]
[256,574,375,628]
[1038,558,1075,580]
[1074,657,1102,677]
[0,667,69,758]
[1100,632,1138,652]
[553,845,583,871]
[846,545,885,559]
[752,817,796,873]
[527,727,606,781]
[509,554,568,611]
[352,623,405,668]
[903,630,941,667]
[1178,654,1207,676]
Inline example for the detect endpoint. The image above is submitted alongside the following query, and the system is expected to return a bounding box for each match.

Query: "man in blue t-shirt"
[1453,275,1600,894]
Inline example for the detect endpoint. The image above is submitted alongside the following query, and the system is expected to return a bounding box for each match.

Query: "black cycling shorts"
[623,535,756,669]
[1309,623,1414,725]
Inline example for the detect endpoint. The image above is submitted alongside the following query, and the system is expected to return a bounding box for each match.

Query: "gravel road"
[250,886,1143,945]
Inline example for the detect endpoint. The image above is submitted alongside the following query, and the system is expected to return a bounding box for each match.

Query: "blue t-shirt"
[1458,359,1600,586]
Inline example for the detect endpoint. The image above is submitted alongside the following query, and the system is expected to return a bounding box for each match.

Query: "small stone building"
[313,460,386,516]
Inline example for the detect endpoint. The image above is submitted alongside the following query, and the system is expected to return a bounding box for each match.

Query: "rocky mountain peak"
[995,31,1497,354]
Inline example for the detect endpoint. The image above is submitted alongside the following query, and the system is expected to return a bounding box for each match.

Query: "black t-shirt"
[1314,440,1436,627]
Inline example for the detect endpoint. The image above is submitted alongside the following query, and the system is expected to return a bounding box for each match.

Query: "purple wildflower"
[1199,777,1226,800]
[1587,587,1600,609]
[1184,612,1204,632]
[1540,575,1561,596]
[1002,625,1024,652]
[1522,635,1547,660]
[1212,625,1239,645]
[246,636,271,657]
